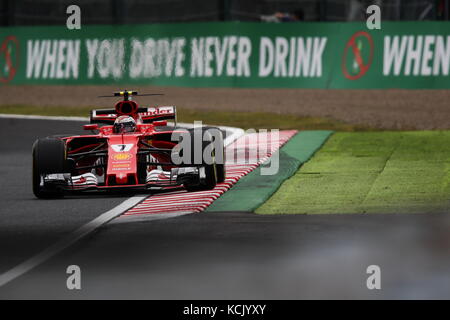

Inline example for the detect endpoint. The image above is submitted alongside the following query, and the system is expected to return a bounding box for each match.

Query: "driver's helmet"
[113,115,136,134]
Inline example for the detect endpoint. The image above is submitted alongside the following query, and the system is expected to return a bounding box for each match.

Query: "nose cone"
[116,173,128,185]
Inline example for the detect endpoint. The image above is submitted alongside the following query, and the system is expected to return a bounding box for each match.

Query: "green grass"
[0,104,373,131]
[256,131,450,214]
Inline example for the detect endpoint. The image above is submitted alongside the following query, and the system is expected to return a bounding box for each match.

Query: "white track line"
[0,113,244,157]
[0,196,145,288]
[0,114,245,143]
[0,113,244,288]
[0,114,90,121]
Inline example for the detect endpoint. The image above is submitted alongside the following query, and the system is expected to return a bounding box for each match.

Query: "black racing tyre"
[32,138,67,199]
[137,154,148,184]
[188,126,225,183]
[216,159,226,183]
[203,127,225,183]
[182,128,218,192]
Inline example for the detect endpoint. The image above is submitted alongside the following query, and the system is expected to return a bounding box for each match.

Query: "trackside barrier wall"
[2,21,450,88]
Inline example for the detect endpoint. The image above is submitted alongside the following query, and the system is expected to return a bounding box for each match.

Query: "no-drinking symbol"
[0,36,19,83]
[342,31,373,80]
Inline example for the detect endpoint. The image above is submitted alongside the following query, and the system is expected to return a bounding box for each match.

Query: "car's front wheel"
[32,138,67,199]
[182,128,219,192]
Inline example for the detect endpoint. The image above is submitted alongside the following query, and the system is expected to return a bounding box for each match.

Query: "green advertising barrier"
[1,21,450,88]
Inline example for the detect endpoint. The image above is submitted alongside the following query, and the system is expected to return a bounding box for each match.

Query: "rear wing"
[90,106,177,125]
[139,106,177,124]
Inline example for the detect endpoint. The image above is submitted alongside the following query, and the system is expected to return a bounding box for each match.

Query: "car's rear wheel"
[32,138,67,199]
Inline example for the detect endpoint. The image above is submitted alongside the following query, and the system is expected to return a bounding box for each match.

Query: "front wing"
[41,167,206,193]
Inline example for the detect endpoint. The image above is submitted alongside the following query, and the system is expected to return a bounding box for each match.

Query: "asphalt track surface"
[1,118,450,299]
[0,118,132,274]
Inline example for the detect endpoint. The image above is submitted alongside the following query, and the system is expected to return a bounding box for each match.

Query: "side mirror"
[152,120,167,126]
[83,124,98,131]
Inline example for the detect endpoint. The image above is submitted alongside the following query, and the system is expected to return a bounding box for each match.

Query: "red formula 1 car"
[32,90,225,198]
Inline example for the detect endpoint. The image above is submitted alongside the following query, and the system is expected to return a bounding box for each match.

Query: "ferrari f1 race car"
[32,90,225,198]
